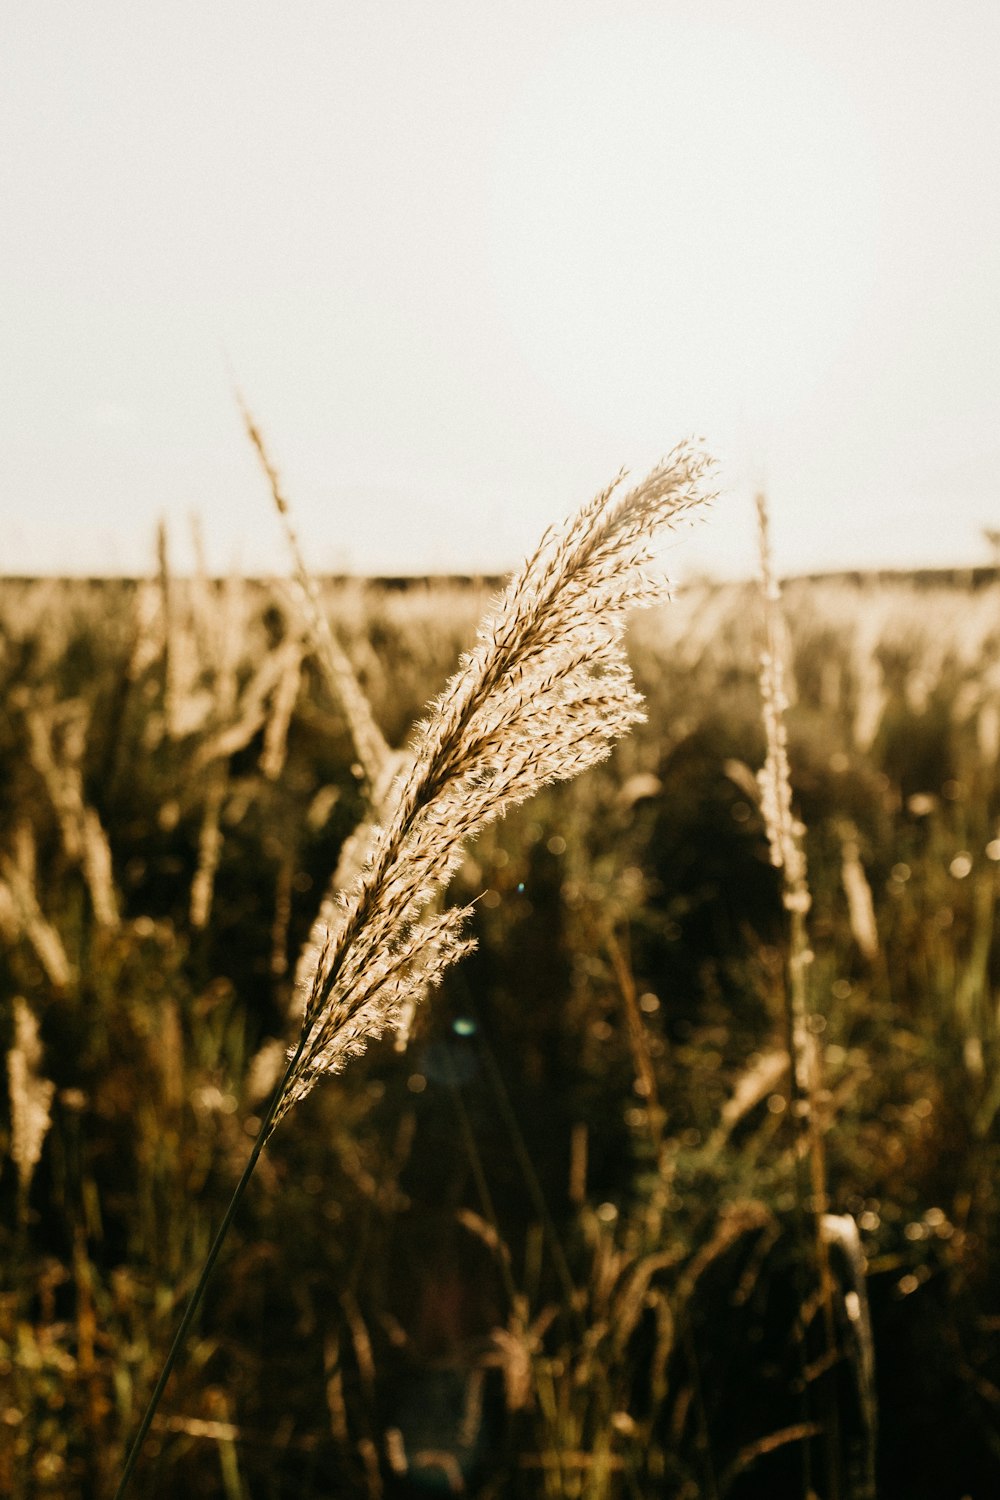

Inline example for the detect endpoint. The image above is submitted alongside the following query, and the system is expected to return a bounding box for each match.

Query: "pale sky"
[2,1,998,579]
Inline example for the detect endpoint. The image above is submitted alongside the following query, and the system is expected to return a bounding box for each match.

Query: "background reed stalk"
[755,492,841,1500]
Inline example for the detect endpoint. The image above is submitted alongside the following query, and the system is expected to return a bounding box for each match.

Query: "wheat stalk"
[113,441,714,1497]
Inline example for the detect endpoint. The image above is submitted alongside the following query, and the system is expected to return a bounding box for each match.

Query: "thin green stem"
[113,1033,305,1500]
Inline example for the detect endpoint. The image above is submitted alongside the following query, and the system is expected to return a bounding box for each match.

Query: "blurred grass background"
[2,568,1000,1498]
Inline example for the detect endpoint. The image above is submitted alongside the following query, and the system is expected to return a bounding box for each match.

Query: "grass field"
[2,563,1000,1498]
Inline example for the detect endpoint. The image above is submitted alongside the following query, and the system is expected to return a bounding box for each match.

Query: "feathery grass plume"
[755,498,809,931]
[239,398,410,1025]
[112,443,713,1500]
[7,996,56,1204]
[240,397,417,1019]
[238,399,401,1028]
[280,443,713,1120]
[238,394,392,789]
[755,493,844,1500]
[754,496,818,1126]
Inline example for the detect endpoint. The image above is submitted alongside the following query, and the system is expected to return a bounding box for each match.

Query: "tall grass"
[111,443,714,1494]
[3,542,1000,1496]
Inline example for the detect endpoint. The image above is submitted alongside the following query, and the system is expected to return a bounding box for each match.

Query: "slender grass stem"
[755,493,844,1499]
[781,919,816,1500]
[113,1033,306,1500]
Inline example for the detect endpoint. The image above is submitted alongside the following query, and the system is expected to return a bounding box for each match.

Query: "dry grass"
[103,442,715,1493]
[3,526,1000,1498]
[285,444,714,1116]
